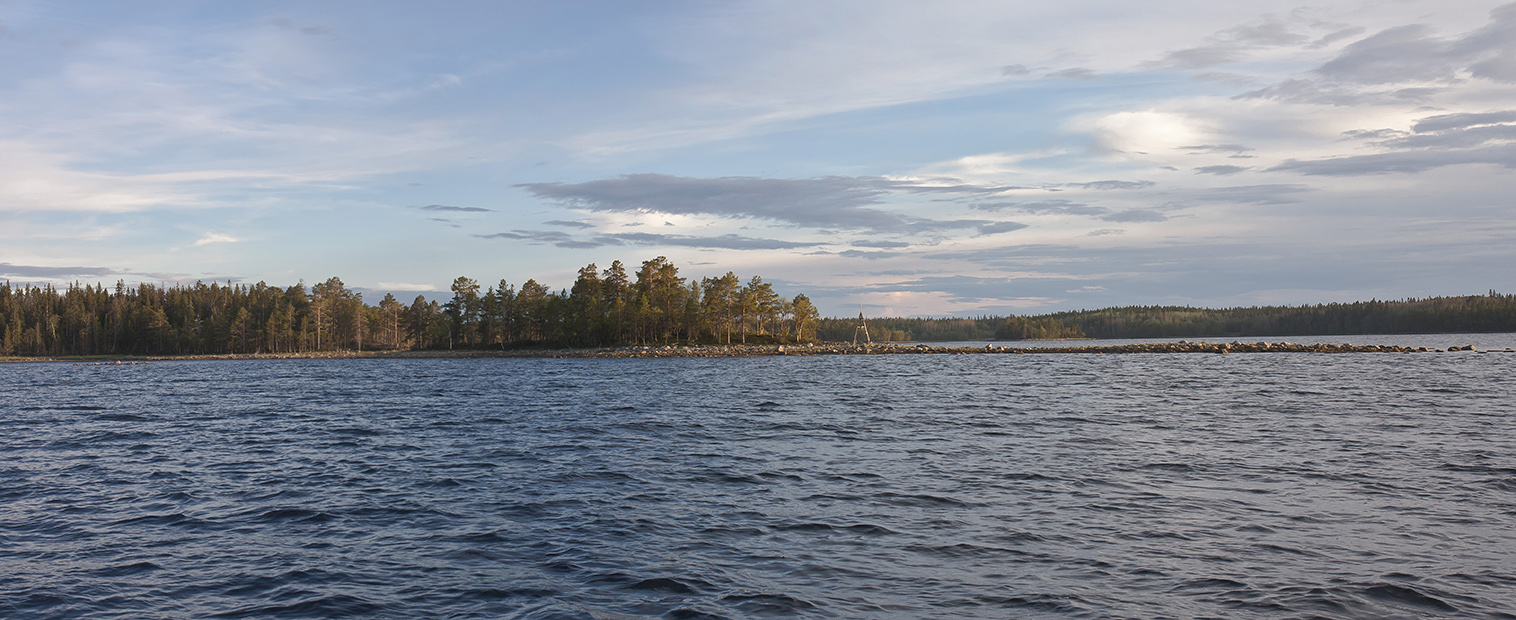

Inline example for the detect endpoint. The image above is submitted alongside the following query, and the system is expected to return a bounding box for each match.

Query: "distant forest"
[4,268,1513,357]
[0,257,821,356]
[815,315,1084,342]
[1040,293,1516,339]
[816,293,1516,342]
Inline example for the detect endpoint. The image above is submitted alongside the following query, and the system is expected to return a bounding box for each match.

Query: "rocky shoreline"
[11,340,1509,364]
[489,340,1493,358]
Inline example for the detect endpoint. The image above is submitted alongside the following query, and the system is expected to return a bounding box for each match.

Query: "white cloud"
[1091,111,1211,156]
[193,233,241,246]
[376,282,439,291]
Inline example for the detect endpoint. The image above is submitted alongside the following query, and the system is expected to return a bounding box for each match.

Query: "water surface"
[3,339,1514,618]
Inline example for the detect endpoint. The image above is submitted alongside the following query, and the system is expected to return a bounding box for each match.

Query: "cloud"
[852,240,911,248]
[376,282,438,291]
[1191,72,1255,86]
[1162,47,1245,71]
[1046,68,1098,80]
[1341,129,1408,141]
[517,174,1005,233]
[1242,5,1516,106]
[1156,18,1310,69]
[194,232,241,246]
[0,262,119,279]
[912,223,1516,312]
[1270,105,1516,176]
[999,64,1030,76]
[1316,25,1461,85]
[1093,111,1206,155]
[474,228,821,250]
[475,229,577,244]
[838,249,902,260]
[1061,180,1155,190]
[418,204,492,213]
[1307,26,1368,50]
[973,199,1109,216]
[857,274,1026,303]
[1098,209,1168,223]
[1235,79,1440,106]
[1270,144,1516,176]
[968,198,1167,223]
[609,232,821,250]
[1181,144,1253,154]
[1196,184,1313,204]
[977,221,1030,235]
[1194,165,1250,175]
[1379,123,1516,149]
[543,219,596,228]
[1411,110,1516,133]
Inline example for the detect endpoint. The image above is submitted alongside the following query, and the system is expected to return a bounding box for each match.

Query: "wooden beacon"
[853,305,871,345]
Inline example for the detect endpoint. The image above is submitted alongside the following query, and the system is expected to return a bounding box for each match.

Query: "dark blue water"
[3,342,1515,618]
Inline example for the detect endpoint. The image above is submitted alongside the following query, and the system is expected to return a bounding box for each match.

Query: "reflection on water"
[2,340,1514,618]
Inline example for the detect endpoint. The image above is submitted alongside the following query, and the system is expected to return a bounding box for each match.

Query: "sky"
[2,0,1514,317]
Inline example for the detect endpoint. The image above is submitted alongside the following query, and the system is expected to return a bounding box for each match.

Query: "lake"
[3,335,1515,618]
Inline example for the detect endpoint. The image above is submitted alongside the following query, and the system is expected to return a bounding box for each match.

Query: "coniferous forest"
[814,293,1516,342]
[0,257,822,356]
[1039,292,1516,339]
[3,260,1514,356]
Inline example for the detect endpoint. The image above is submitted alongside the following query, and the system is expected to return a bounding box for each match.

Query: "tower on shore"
[853,306,871,344]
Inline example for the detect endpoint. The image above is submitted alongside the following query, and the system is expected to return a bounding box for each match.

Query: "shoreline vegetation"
[4,341,1508,364]
[1,254,1512,359]
[816,291,1516,342]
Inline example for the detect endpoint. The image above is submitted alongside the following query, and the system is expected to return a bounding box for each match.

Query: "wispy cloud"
[1269,105,1516,176]
[1153,17,1311,69]
[418,204,492,213]
[1194,165,1250,175]
[1061,180,1155,190]
[517,174,1006,233]
[194,233,241,246]
[0,262,120,279]
[977,221,1029,235]
[376,282,438,291]
[1238,5,1516,108]
[1046,68,1098,80]
[1271,144,1516,176]
[475,228,822,250]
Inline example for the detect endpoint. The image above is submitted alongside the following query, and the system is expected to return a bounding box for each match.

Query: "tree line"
[809,292,1515,342]
[0,256,822,356]
[815,316,998,342]
[5,272,1510,355]
[1040,292,1516,339]
[813,315,1085,342]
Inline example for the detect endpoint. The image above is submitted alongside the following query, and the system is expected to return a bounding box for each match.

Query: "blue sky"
[3,1,1514,316]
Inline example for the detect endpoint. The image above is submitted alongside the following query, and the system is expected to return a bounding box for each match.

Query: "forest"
[813,316,1084,342]
[1040,292,1516,339]
[0,257,822,356]
[814,293,1516,342]
[4,263,1513,356]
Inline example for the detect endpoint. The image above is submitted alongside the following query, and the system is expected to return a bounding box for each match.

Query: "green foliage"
[8,276,1509,355]
[814,316,1006,342]
[1044,293,1516,339]
[994,316,1086,340]
[810,293,1516,342]
[0,257,825,356]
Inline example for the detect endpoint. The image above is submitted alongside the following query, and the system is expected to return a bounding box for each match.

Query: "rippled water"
[3,339,1515,619]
